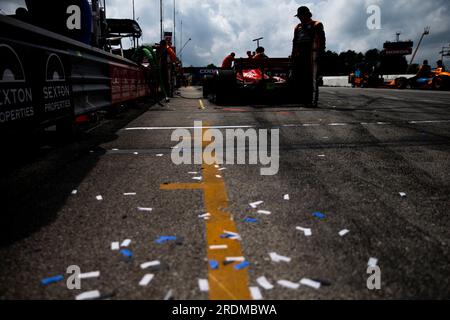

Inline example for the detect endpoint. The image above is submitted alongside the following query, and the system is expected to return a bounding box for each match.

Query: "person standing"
[222,52,236,69]
[291,6,326,107]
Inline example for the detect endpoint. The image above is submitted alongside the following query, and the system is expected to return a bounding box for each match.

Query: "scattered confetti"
[71,190,78,195]
[209,245,228,250]
[257,210,272,215]
[41,275,64,286]
[120,249,133,258]
[121,239,132,247]
[368,257,378,267]
[139,274,155,286]
[269,252,291,263]
[250,201,264,209]
[313,212,326,220]
[296,226,312,237]
[123,193,136,196]
[111,242,120,250]
[244,217,258,223]
[225,257,246,262]
[399,192,407,198]
[257,276,274,290]
[234,261,250,270]
[283,194,290,200]
[209,260,219,270]
[339,229,350,237]
[78,271,100,279]
[76,290,101,300]
[277,280,300,290]
[141,261,161,270]
[96,195,103,201]
[155,236,177,244]
[300,278,321,290]
[250,286,263,300]
[198,279,209,292]
[137,207,153,212]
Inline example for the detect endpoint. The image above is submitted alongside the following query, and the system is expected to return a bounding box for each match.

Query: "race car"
[393,68,450,90]
[203,58,296,104]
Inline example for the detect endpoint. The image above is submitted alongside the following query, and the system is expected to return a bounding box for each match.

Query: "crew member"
[222,52,236,69]
[437,60,446,72]
[416,60,432,78]
[291,6,326,107]
[253,47,268,59]
[247,51,254,58]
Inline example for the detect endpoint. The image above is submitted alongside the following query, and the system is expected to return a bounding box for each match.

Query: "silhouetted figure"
[222,52,236,69]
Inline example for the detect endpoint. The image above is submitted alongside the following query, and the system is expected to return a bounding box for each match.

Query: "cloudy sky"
[2,0,450,67]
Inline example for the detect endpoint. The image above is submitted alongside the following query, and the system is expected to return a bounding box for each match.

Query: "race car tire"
[396,77,408,89]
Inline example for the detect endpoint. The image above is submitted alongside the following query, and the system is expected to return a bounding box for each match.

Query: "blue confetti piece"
[313,212,326,220]
[220,233,234,239]
[120,249,133,258]
[234,261,250,270]
[41,275,64,286]
[209,260,219,270]
[244,217,258,223]
[155,236,177,244]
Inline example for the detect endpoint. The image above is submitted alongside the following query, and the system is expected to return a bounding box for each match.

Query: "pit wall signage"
[0,42,73,130]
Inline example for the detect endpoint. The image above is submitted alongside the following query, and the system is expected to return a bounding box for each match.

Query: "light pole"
[160,0,163,40]
[173,0,176,50]
[253,37,263,48]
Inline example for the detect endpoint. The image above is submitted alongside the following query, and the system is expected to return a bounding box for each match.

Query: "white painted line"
[141,261,161,269]
[139,274,155,286]
[300,278,321,290]
[250,287,263,300]
[198,279,209,292]
[76,290,101,300]
[78,271,100,279]
[277,280,300,290]
[257,276,274,290]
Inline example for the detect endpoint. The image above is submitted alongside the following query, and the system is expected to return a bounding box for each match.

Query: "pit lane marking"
[160,122,251,300]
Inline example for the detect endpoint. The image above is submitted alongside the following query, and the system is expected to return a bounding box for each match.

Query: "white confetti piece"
[318,154,326,157]
[112,148,119,151]
[156,154,164,157]
[218,168,227,171]
[399,192,407,198]
[269,252,291,263]
[300,278,321,290]
[96,195,103,201]
[76,290,101,300]
[277,280,300,290]
[250,287,263,300]
[284,194,290,200]
[111,242,120,250]
[339,229,350,237]
[123,193,136,196]
[257,276,274,290]
[225,257,245,262]
[192,177,202,181]
[250,201,264,208]
[223,230,241,240]
[188,172,198,175]
[257,210,272,215]
[368,257,378,267]
[209,245,228,250]
[139,274,154,286]
[215,175,222,178]
[198,279,209,292]
[199,213,211,219]
[133,152,139,155]
[164,289,174,300]
[121,239,131,247]
[141,260,161,269]
[214,165,220,168]
[78,271,100,279]
[71,190,78,195]
[138,207,153,212]
[296,226,312,237]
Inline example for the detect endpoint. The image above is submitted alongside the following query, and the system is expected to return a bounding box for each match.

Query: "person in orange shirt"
[222,52,236,69]
[292,6,326,107]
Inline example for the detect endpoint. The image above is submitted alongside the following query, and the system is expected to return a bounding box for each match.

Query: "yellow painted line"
[161,123,251,300]
[199,99,206,110]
